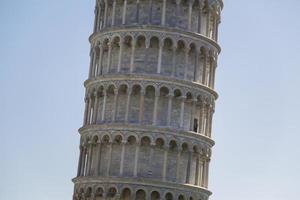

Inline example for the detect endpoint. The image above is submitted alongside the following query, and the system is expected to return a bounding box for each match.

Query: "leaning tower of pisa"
[73,0,223,199]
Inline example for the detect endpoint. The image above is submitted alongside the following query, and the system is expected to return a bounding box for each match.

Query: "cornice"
[78,124,215,147]
[89,25,221,53]
[72,176,212,197]
[84,74,218,100]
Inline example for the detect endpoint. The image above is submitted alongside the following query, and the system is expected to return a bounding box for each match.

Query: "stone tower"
[72,0,223,200]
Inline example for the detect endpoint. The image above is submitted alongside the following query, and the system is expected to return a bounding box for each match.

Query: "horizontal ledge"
[72,176,212,196]
[89,25,221,53]
[84,74,218,100]
[79,124,215,147]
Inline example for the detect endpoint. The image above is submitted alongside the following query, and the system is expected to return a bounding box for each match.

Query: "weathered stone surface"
[72,0,222,200]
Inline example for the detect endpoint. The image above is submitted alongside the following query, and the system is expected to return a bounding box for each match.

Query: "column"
[139,89,145,123]
[97,5,102,31]
[122,0,127,25]
[119,140,126,175]
[209,58,216,88]
[86,96,92,125]
[148,0,153,24]
[208,106,214,137]
[97,44,104,76]
[93,7,99,32]
[101,90,107,121]
[106,42,112,74]
[202,53,207,85]
[112,89,119,122]
[205,159,210,187]
[117,39,124,72]
[95,141,102,176]
[133,142,140,177]
[197,1,203,33]
[205,105,210,136]
[167,94,173,127]
[103,0,108,28]
[206,8,212,37]
[88,48,95,78]
[106,141,112,176]
[157,40,163,74]
[111,0,117,26]
[184,48,190,80]
[189,99,197,131]
[162,146,168,181]
[194,48,200,82]
[152,91,160,126]
[83,96,89,125]
[148,142,155,176]
[135,0,140,23]
[179,96,186,129]
[185,150,191,183]
[198,157,204,186]
[171,44,177,77]
[197,102,203,134]
[175,0,181,27]
[176,147,182,182]
[92,91,99,124]
[195,156,199,185]
[80,147,87,176]
[125,87,132,123]
[129,39,136,73]
[77,146,83,177]
[187,0,193,31]
[86,143,93,176]
[161,0,167,26]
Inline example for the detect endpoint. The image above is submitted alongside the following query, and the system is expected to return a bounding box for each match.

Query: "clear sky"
[1,0,300,200]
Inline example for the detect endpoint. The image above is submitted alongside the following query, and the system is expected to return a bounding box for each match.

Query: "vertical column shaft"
[101,90,107,121]
[180,96,186,129]
[119,141,126,175]
[167,94,173,127]
[153,92,160,126]
[122,0,127,24]
[161,0,167,26]
[139,89,145,123]
[111,0,116,26]
[125,87,132,122]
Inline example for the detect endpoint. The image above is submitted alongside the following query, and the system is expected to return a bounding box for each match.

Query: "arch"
[127,135,137,144]
[161,37,174,75]
[165,192,174,200]
[101,134,111,143]
[178,194,185,200]
[107,187,117,198]
[95,187,104,197]
[135,35,147,73]
[121,188,132,200]
[151,191,160,200]
[136,189,146,200]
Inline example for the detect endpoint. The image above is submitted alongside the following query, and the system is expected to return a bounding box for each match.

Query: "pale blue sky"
[1,0,300,200]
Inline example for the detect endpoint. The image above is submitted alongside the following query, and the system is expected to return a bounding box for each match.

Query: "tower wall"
[73,0,223,200]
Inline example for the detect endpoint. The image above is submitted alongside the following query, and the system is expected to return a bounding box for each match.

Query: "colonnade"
[83,84,214,138]
[93,0,221,41]
[74,186,204,200]
[89,35,217,89]
[77,134,210,188]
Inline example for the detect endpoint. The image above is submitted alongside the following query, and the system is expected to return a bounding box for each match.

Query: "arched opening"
[143,85,155,124]
[107,187,117,198]
[151,191,160,200]
[116,84,128,122]
[121,35,133,72]
[157,86,169,126]
[165,192,173,200]
[121,188,131,200]
[129,84,141,123]
[139,136,151,177]
[136,189,146,200]
[134,35,147,73]
[161,38,173,76]
[147,37,159,73]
